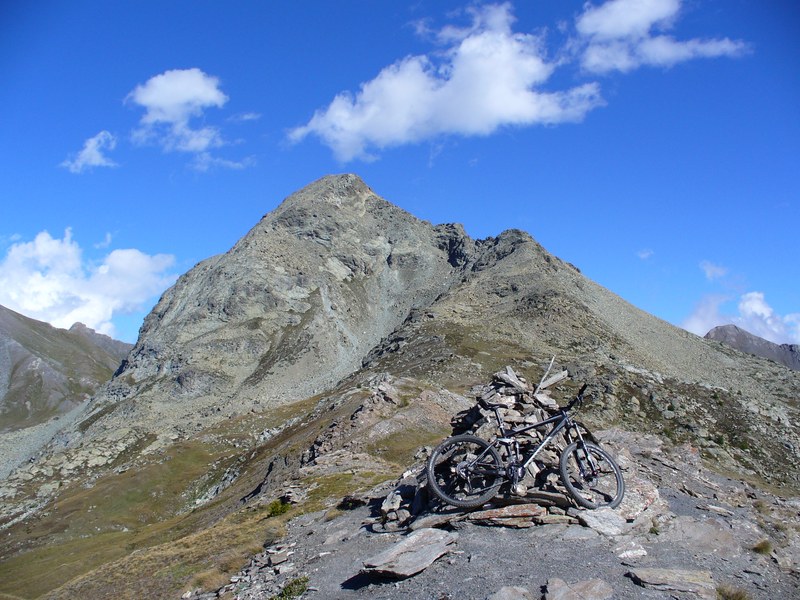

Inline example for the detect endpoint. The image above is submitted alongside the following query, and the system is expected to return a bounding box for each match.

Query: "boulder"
[544,578,613,600]
[486,585,535,600]
[362,528,458,578]
[627,568,716,599]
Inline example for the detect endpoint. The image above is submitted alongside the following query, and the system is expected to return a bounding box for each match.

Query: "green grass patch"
[751,539,772,555]
[265,498,292,518]
[717,584,751,600]
[270,576,309,600]
[364,427,449,466]
[38,500,286,600]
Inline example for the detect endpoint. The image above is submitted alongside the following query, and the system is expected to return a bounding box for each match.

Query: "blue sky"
[1,0,798,345]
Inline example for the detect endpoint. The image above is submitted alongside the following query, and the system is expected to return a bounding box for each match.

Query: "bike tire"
[426,434,503,509]
[559,441,625,509]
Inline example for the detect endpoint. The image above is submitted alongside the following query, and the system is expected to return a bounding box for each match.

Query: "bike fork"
[575,442,599,479]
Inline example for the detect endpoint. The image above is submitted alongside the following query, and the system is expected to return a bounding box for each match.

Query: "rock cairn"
[377,365,590,532]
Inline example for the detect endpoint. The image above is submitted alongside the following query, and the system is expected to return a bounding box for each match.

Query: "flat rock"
[627,568,716,599]
[523,490,574,509]
[362,528,458,578]
[544,577,613,600]
[409,510,464,531]
[616,473,660,521]
[486,585,534,600]
[660,515,740,558]
[572,507,629,536]
[468,504,547,528]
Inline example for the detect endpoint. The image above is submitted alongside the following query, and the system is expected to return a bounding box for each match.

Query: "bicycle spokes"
[559,442,625,509]
[427,435,503,509]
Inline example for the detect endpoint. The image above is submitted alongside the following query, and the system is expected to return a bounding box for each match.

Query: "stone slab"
[362,528,458,578]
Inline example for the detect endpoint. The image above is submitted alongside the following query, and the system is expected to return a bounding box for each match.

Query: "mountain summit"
[1,174,798,598]
[103,174,477,434]
[706,324,800,370]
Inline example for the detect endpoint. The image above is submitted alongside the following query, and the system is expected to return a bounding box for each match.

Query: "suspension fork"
[568,419,599,476]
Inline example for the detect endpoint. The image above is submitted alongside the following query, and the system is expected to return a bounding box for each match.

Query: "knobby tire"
[559,441,625,509]
[426,434,503,509]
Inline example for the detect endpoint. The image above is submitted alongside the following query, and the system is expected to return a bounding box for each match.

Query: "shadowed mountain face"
[1,174,798,599]
[0,305,131,431]
[706,324,800,371]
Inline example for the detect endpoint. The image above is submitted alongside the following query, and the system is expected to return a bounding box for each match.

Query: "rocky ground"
[186,428,799,599]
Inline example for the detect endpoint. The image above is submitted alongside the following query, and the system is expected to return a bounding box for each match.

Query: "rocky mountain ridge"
[0,174,797,599]
[706,324,800,371]
[0,304,130,432]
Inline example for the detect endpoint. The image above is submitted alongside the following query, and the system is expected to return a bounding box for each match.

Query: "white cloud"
[229,112,262,123]
[94,232,113,249]
[637,248,654,260]
[682,291,800,344]
[290,1,747,161]
[681,294,729,337]
[699,260,727,281]
[191,152,257,172]
[576,0,681,41]
[289,3,605,161]
[0,229,176,338]
[61,131,118,174]
[736,292,799,344]
[575,0,748,74]
[127,68,229,153]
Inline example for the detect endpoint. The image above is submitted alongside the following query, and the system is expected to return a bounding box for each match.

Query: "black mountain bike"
[426,384,625,510]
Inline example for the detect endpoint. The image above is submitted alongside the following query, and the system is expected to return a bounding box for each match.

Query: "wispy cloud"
[637,248,654,260]
[0,229,176,339]
[228,112,262,123]
[575,0,748,74]
[699,260,727,280]
[94,232,113,249]
[289,3,604,161]
[191,152,256,173]
[61,130,118,174]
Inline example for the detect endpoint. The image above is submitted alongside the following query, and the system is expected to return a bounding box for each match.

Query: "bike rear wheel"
[426,434,503,509]
[559,441,624,509]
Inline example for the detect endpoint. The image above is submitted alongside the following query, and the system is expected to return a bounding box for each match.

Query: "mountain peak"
[705,324,799,370]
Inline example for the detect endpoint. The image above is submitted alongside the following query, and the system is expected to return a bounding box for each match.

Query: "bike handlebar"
[565,384,589,411]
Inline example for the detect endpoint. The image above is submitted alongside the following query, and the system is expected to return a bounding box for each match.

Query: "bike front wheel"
[426,434,503,509]
[559,442,625,509]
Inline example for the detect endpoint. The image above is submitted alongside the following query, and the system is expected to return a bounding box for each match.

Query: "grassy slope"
[0,380,447,599]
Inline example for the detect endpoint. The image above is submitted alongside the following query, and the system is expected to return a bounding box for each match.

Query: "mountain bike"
[426,384,624,510]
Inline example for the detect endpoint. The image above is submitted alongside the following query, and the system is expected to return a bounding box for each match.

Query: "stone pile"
[452,365,561,438]
[376,365,588,533]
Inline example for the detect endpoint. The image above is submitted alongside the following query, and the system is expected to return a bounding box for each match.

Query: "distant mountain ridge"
[705,324,800,370]
[0,305,131,431]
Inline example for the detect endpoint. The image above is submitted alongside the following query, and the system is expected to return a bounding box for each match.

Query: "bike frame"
[483,399,591,479]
